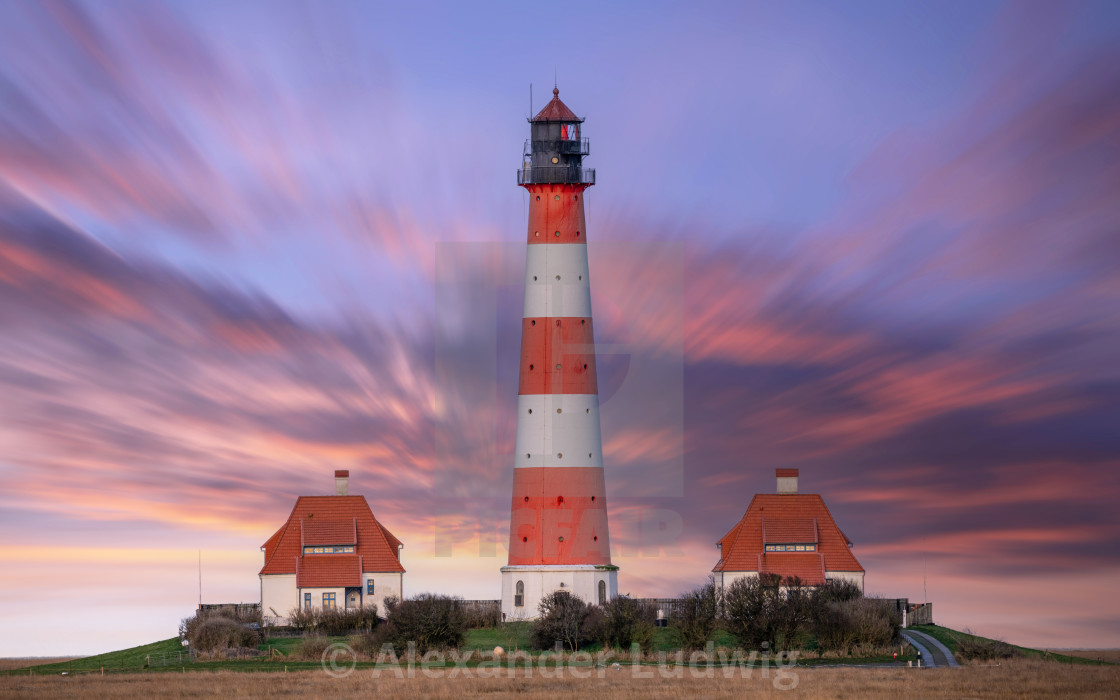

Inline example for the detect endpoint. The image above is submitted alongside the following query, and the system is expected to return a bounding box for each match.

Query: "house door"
[346,587,360,609]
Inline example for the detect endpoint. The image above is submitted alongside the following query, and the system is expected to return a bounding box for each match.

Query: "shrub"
[724,575,890,654]
[812,601,856,657]
[531,591,592,651]
[366,593,467,654]
[294,636,330,660]
[810,595,900,657]
[722,573,784,650]
[283,605,380,636]
[319,606,380,636]
[674,578,720,650]
[594,596,656,652]
[814,578,862,604]
[460,601,501,629]
[286,606,316,633]
[956,632,1019,661]
[180,607,263,653]
[188,616,262,653]
[845,597,899,654]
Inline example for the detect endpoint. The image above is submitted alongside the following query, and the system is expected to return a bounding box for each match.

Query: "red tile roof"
[261,496,405,579]
[714,493,863,577]
[303,518,356,546]
[532,87,581,122]
[762,517,818,544]
[757,553,826,586]
[296,554,362,588]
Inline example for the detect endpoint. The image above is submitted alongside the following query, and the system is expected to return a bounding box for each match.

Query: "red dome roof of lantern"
[532,87,582,122]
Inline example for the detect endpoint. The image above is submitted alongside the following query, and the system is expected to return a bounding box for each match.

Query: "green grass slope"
[910,625,1113,666]
[5,623,1110,676]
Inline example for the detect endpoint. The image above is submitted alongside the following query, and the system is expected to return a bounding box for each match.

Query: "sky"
[0,0,1118,655]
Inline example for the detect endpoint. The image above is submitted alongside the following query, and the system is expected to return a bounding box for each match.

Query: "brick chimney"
[776,468,798,494]
[335,470,349,496]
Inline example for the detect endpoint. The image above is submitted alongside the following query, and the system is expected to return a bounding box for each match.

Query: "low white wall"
[261,574,297,623]
[825,571,865,592]
[501,566,618,620]
[363,572,403,615]
[262,572,405,623]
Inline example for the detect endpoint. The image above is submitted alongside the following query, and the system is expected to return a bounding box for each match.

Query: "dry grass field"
[1,658,1117,699]
[0,659,79,671]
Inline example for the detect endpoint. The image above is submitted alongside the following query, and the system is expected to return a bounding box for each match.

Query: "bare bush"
[674,578,720,650]
[293,636,330,660]
[460,601,501,629]
[180,607,263,654]
[723,575,899,656]
[282,605,379,636]
[188,616,262,653]
[957,631,1020,661]
[286,606,316,633]
[811,594,900,657]
[814,578,862,604]
[722,573,784,650]
[319,606,380,636]
[532,591,592,651]
[845,597,899,654]
[592,596,656,652]
[364,593,467,654]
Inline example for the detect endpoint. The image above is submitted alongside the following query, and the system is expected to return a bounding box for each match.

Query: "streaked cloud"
[0,0,1118,654]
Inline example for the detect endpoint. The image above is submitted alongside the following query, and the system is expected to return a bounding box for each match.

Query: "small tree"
[813,578,862,604]
[532,591,592,651]
[188,616,262,653]
[595,596,656,652]
[771,577,815,650]
[674,578,720,650]
[722,573,783,650]
[368,593,466,654]
[846,597,899,654]
[286,606,316,633]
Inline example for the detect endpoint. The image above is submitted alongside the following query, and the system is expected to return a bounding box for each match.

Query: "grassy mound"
[911,625,1111,665]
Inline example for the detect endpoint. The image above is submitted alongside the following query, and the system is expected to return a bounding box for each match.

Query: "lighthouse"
[501,88,618,619]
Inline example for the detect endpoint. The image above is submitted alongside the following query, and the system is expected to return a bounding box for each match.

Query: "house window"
[598,580,607,605]
[367,579,375,596]
[514,580,524,607]
[304,592,312,609]
[303,545,355,554]
[764,544,817,552]
[323,592,336,610]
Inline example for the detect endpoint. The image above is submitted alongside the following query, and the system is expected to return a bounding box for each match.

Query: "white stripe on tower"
[514,394,603,469]
[522,244,592,319]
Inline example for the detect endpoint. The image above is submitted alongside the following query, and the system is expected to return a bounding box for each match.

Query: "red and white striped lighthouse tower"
[501,88,618,619]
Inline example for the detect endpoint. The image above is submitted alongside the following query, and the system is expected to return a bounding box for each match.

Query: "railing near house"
[458,599,501,627]
[198,602,261,618]
[146,650,194,667]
